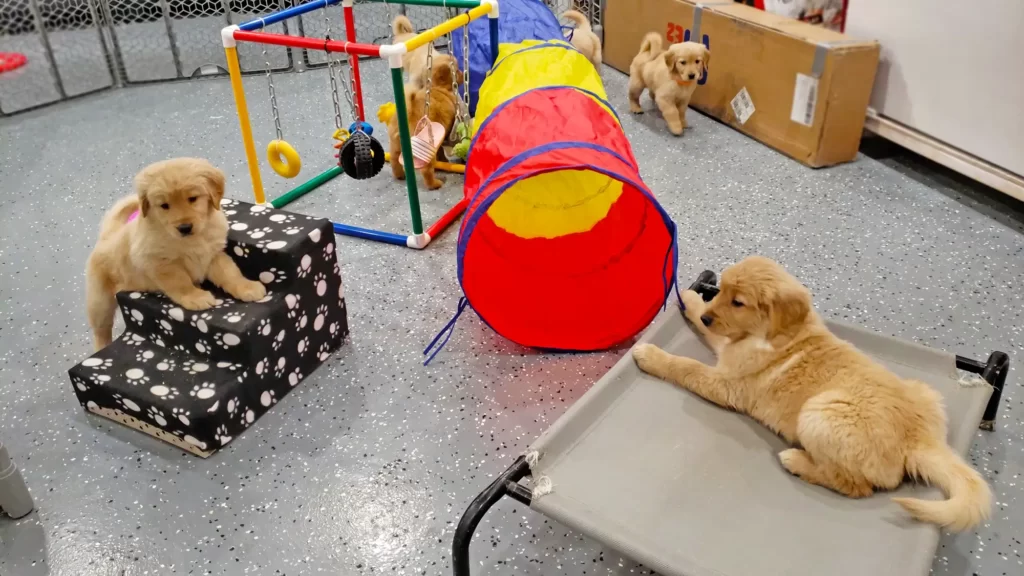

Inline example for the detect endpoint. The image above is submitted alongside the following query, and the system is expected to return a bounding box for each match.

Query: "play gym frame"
[221,0,499,249]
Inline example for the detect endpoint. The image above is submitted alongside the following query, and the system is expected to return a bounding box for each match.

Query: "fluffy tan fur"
[392,14,433,89]
[562,10,602,69]
[633,256,991,531]
[628,33,708,135]
[386,60,463,190]
[85,158,267,351]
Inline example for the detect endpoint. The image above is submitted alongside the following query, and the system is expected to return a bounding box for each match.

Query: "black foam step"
[68,199,349,456]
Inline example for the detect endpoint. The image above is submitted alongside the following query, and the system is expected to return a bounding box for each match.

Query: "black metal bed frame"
[452,270,1011,576]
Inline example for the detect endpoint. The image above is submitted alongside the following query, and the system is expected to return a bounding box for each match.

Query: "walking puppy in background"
[633,256,991,531]
[562,9,602,68]
[628,32,709,135]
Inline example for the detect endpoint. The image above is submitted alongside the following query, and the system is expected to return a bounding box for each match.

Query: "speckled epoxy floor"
[0,59,1021,576]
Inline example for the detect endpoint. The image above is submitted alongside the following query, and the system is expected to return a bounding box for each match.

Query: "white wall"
[846,0,1024,176]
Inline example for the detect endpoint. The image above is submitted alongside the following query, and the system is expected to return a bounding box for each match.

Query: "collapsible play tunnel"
[456,41,678,351]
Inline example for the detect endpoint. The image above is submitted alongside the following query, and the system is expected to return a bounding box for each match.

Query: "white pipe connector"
[380,43,408,66]
[221,25,239,48]
[484,0,499,18]
[407,233,431,250]
[342,0,353,6]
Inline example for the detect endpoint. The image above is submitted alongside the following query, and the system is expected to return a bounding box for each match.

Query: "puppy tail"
[392,14,415,36]
[98,195,140,240]
[640,32,662,55]
[893,443,992,532]
[562,10,592,33]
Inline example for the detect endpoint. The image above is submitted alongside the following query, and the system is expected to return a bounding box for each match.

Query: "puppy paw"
[230,280,267,303]
[668,125,684,136]
[178,290,218,311]
[680,289,704,314]
[629,102,644,114]
[778,449,811,476]
[632,343,664,374]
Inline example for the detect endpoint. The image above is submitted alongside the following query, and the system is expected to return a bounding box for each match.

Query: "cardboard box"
[604,0,880,167]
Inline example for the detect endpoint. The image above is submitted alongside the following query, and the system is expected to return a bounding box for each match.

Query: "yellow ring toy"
[267,139,301,178]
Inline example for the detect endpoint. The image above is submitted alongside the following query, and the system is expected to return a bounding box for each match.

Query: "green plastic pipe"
[271,165,344,209]
[391,67,424,235]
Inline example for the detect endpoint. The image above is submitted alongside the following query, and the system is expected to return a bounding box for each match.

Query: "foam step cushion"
[68,199,348,457]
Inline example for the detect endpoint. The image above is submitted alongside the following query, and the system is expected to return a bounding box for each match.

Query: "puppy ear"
[134,168,152,217]
[663,50,677,72]
[195,160,225,211]
[767,280,811,337]
[702,46,710,75]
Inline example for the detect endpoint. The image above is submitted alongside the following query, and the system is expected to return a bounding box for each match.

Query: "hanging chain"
[323,7,345,130]
[445,6,465,133]
[264,45,283,140]
[338,64,360,125]
[424,43,433,124]
[383,0,392,27]
[462,13,471,129]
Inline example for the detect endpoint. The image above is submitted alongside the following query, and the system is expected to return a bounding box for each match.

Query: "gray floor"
[0,59,1021,576]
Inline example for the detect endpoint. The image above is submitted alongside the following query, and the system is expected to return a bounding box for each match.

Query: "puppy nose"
[177,223,193,236]
[701,315,713,327]
[688,72,697,79]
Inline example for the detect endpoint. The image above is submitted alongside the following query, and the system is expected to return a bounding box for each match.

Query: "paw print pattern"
[226,397,240,416]
[313,304,329,331]
[288,367,304,387]
[172,343,188,353]
[317,342,332,362]
[260,390,277,406]
[239,405,256,428]
[182,360,211,375]
[235,370,248,384]
[324,241,335,259]
[191,312,213,333]
[246,226,273,239]
[223,311,245,323]
[216,425,233,446]
[71,376,89,392]
[285,294,301,318]
[146,406,168,427]
[232,244,250,258]
[254,357,270,378]
[155,358,176,371]
[259,268,287,285]
[124,368,150,385]
[149,385,180,400]
[220,198,239,208]
[296,255,312,278]
[194,339,213,354]
[159,318,174,335]
[257,318,273,337]
[296,336,310,356]
[171,407,190,426]
[216,361,243,372]
[294,313,308,331]
[268,213,295,224]
[161,304,186,323]
[312,272,328,297]
[273,357,287,378]
[283,226,301,235]
[80,357,113,370]
[213,332,242,349]
[213,298,235,309]
[88,373,112,386]
[112,393,141,413]
[124,332,147,347]
[190,382,217,400]
[135,350,155,363]
[329,322,340,336]
[272,330,286,351]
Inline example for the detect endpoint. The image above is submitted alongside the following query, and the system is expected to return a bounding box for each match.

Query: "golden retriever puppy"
[392,14,434,89]
[387,60,463,190]
[628,33,708,135]
[633,256,991,531]
[562,9,602,69]
[85,158,267,351]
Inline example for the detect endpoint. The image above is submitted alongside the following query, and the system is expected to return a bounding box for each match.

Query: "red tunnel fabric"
[457,87,678,351]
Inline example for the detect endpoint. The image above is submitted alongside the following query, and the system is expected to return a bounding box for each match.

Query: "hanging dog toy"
[263,44,301,178]
[446,8,472,162]
[396,44,446,169]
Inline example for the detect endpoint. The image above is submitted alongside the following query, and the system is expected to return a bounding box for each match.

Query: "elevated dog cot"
[453,271,1010,576]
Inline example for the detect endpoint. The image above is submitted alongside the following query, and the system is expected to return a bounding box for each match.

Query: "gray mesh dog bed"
[452,271,1010,576]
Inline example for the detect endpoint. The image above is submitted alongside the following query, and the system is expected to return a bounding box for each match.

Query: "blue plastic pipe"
[239,0,337,31]
[332,222,409,246]
[488,16,499,65]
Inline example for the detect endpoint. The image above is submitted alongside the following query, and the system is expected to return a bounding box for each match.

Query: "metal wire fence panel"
[0,0,113,115]
[233,0,291,73]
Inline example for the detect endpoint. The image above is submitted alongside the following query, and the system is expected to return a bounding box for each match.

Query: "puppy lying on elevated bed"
[634,256,991,531]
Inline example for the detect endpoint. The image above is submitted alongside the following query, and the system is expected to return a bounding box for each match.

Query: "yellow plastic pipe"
[225,46,266,205]
[403,3,492,52]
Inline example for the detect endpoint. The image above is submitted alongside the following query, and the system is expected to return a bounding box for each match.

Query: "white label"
[730,87,755,125]
[791,73,819,127]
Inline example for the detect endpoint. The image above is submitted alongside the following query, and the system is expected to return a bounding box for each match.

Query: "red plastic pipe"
[343,3,366,121]
[232,30,380,57]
